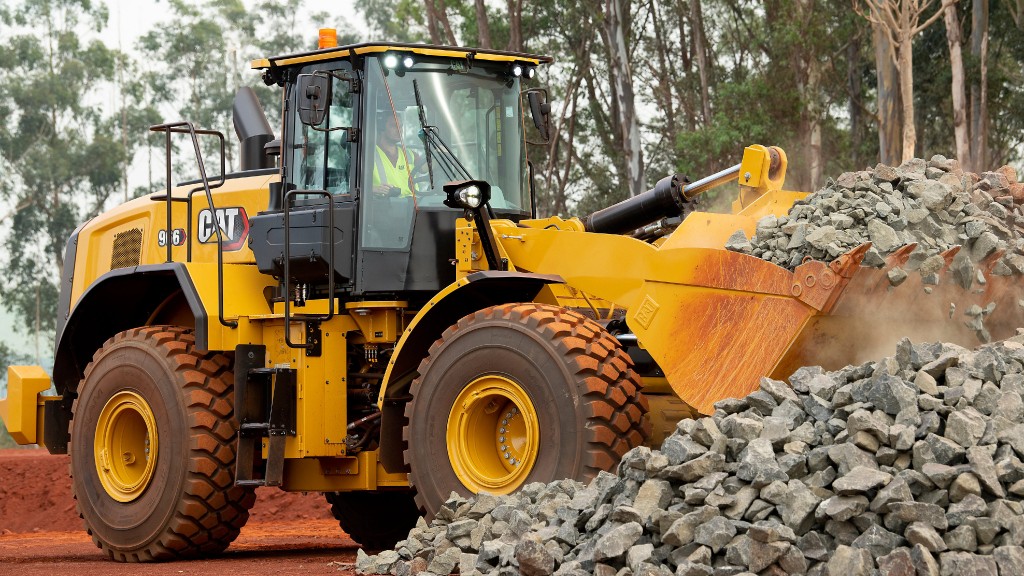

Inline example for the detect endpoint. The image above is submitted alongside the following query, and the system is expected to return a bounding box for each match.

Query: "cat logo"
[197,207,249,251]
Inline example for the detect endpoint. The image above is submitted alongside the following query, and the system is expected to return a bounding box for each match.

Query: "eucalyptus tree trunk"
[873,23,903,165]
[475,0,492,48]
[507,0,523,51]
[943,3,970,168]
[969,0,989,170]
[690,0,713,126]
[603,0,645,196]
[897,28,917,163]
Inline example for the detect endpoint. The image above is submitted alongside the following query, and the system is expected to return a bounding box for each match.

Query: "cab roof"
[251,41,553,70]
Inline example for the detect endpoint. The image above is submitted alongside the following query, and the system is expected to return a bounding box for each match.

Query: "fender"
[376,270,564,473]
[46,263,206,454]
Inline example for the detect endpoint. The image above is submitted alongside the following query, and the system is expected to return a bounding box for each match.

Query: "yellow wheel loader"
[1,39,1019,561]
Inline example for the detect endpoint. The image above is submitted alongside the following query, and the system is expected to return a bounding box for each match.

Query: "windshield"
[362,56,529,215]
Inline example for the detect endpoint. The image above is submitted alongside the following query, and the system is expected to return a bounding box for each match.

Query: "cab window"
[287,66,354,195]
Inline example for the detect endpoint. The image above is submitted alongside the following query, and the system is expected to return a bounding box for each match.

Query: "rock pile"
[725,156,1024,281]
[355,335,1024,576]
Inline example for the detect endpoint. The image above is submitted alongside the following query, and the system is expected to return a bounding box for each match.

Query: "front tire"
[69,326,255,561]
[404,303,649,518]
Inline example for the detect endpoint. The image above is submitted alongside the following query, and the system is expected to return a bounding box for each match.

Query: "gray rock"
[825,544,874,576]
[943,525,977,552]
[593,522,643,562]
[674,560,714,576]
[884,266,909,284]
[906,521,948,553]
[944,407,987,447]
[852,524,903,559]
[906,180,951,211]
[877,547,916,576]
[819,495,869,522]
[427,547,461,575]
[851,373,916,416]
[776,479,821,535]
[632,479,674,521]
[948,472,982,502]
[946,494,987,528]
[356,548,374,574]
[661,435,708,466]
[938,551,997,576]
[911,544,940,576]
[725,230,752,252]
[886,502,948,530]
[870,475,914,513]
[661,452,727,483]
[966,446,1006,498]
[828,444,878,475]
[994,546,1024,576]
[868,218,902,252]
[737,438,787,488]
[833,466,893,495]
[693,516,737,553]
[626,543,654,573]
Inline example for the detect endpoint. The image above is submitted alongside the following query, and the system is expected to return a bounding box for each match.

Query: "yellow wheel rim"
[94,391,159,502]
[446,375,539,494]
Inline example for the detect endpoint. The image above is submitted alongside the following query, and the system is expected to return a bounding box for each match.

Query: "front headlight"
[443,180,492,210]
[459,185,482,208]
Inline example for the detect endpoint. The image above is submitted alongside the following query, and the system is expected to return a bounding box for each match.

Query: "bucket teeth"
[938,246,962,269]
[981,249,1007,274]
[828,242,871,276]
[885,243,918,268]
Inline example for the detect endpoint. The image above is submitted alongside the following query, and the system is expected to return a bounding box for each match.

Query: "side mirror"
[526,88,551,142]
[297,73,330,126]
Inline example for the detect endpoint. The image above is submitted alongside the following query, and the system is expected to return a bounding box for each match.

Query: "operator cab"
[248,42,551,304]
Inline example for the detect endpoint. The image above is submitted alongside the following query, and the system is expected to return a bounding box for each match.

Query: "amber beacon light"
[318,28,338,49]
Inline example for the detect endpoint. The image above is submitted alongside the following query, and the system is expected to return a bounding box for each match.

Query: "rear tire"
[404,303,649,518]
[69,326,256,561]
[324,491,420,550]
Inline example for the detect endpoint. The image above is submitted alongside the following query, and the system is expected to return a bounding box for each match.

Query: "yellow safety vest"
[372,146,413,197]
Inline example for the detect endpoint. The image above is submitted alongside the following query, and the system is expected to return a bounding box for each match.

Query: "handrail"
[282,189,336,351]
[148,121,236,328]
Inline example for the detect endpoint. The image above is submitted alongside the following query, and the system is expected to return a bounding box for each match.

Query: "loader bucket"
[631,242,1024,414]
[500,219,1023,414]
[772,246,1024,379]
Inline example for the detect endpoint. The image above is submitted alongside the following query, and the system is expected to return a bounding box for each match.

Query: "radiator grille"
[110,228,143,270]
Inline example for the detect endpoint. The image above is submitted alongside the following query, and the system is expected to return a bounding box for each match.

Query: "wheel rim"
[446,375,539,494]
[94,391,159,502]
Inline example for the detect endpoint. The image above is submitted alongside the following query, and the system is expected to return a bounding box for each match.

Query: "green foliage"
[358,0,428,43]
[0,0,131,344]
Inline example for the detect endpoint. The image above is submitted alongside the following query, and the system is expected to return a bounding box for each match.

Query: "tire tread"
[70,325,256,562]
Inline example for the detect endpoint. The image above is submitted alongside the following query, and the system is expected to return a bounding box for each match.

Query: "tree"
[359,0,429,43]
[968,0,989,170]
[0,0,128,345]
[859,0,952,163]
[137,0,258,173]
[943,1,970,167]
[602,0,645,196]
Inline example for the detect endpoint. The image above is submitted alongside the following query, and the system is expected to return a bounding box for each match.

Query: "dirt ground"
[0,449,359,575]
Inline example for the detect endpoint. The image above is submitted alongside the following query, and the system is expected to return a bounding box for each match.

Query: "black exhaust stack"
[582,174,691,235]
[232,87,275,171]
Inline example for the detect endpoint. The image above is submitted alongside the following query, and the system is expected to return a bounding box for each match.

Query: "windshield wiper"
[412,79,436,189]
[412,79,473,184]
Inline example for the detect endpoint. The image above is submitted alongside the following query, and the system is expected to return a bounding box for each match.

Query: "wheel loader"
[1,37,1019,561]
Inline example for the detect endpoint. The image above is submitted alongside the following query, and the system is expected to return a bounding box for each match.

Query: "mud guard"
[47,263,206,454]
[376,271,564,473]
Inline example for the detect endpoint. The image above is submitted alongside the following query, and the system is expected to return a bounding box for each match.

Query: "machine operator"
[372,114,414,197]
